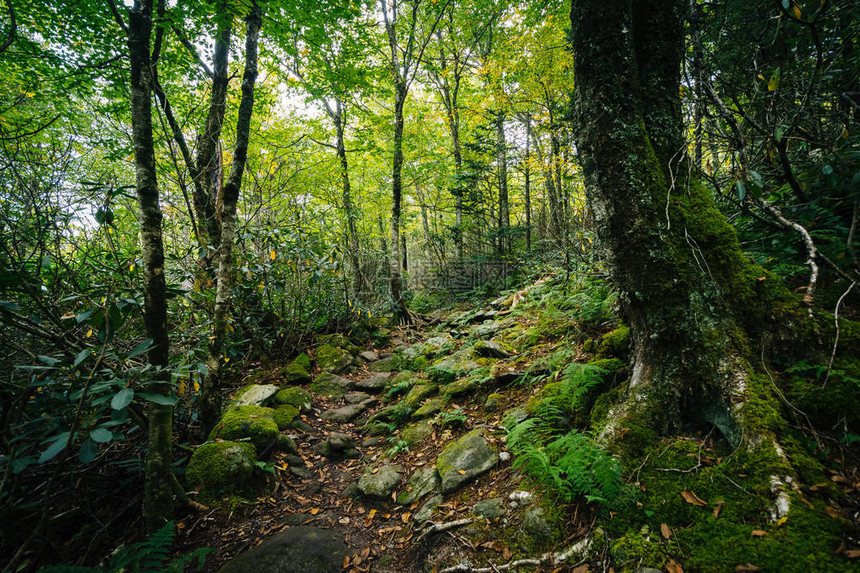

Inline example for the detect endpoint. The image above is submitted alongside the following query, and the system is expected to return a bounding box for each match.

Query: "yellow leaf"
[768,69,780,91]
[129,264,134,272]
[224,357,230,363]
[792,4,802,18]
[776,516,788,526]
[270,250,276,261]
[86,329,93,338]
[194,381,200,392]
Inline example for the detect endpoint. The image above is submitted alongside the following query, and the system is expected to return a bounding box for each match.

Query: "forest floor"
[19,273,860,572]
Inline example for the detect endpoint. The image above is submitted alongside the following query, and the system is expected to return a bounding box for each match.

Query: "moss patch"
[209,405,282,452]
[185,441,260,500]
[274,387,313,412]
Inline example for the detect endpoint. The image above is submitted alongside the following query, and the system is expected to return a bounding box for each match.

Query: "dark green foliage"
[507,418,621,503]
[38,522,212,572]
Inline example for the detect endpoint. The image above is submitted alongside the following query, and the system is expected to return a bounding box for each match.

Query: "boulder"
[310,372,353,399]
[186,441,258,498]
[357,464,403,499]
[344,392,370,404]
[436,429,498,493]
[427,351,479,384]
[471,340,511,359]
[271,405,300,429]
[414,494,443,523]
[320,399,376,423]
[359,350,379,362]
[400,420,434,446]
[396,466,441,505]
[522,505,553,539]
[470,321,505,339]
[210,405,285,451]
[368,356,396,372]
[316,344,354,374]
[484,393,503,412]
[412,398,444,420]
[281,354,312,384]
[440,379,479,400]
[401,383,438,410]
[217,526,348,573]
[313,433,357,459]
[230,384,279,409]
[353,372,391,392]
[274,387,313,412]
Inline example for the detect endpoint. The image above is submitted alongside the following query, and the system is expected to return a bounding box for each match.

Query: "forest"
[1,0,859,571]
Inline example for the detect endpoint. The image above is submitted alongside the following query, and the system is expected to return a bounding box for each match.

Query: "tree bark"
[496,111,510,255]
[200,2,262,436]
[524,114,532,251]
[570,0,802,452]
[128,0,173,533]
[389,81,409,322]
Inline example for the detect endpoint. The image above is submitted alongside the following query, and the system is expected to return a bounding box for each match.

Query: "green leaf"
[127,338,154,359]
[79,439,98,463]
[39,432,70,463]
[111,388,134,410]
[38,354,61,366]
[74,348,92,368]
[89,428,113,443]
[735,180,746,201]
[822,164,833,175]
[140,392,178,406]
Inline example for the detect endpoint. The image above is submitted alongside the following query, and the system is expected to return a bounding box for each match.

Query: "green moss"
[209,405,281,451]
[274,387,312,412]
[598,326,630,358]
[185,441,260,500]
[316,344,354,373]
[293,352,311,371]
[272,404,299,429]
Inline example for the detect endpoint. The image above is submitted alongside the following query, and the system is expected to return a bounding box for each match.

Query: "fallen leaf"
[831,475,851,485]
[401,512,410,523]
[339,517,351,525]
[661,523,673,540]
[776,516,788,526]
[457,470,466,474]
[571,565,589,573]
[713,500,726,519]
[371,467,379,474]
[343,555,351,568]
[734,564,761,572]
[666,558,684,573]
[681,490,708,507]
[751,530,768,537]
[310,508,320,515]
[825,507,842,518]
[845,550,860,559]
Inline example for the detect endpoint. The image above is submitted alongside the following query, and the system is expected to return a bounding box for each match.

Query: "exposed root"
[437,537,591,573]
[416,518,475,542]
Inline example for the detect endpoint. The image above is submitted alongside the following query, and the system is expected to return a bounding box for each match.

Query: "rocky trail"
[177,286,595,573]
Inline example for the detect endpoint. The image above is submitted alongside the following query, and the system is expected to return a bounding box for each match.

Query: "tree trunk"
[496,111,510,255]
[389,82,410,322]
[570,0,803,466]
[200,3,262,437]
[128,0,173,533]
[524,114,532,251]
[331,100,365,297]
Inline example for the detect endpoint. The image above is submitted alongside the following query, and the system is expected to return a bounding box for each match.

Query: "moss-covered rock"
[310,372,352,399]
[440,378,479,400]
[401,383,438,410]
[271,404,299,429]
[317,333,360,355]
[230,384,279,408]
[400,420,434,446]
[357,464,403,499]
[412,397,444,420]
[396,466,441,505]
[471,340,512,359]
[598,325,630,358]
[216,526,348,573]
[316,344,354,374]
[281,354,312,384]
[186,441,259,498]
[436,429,498,493]
[274,387,313,412]
[427,351,479,384]
[209,405,282,452]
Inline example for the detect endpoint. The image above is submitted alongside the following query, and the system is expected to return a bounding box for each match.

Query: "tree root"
[416,518,475,541]
[437,537,591,573]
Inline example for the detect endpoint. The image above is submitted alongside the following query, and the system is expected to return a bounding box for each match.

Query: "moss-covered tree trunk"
[570,0,803,478]
[128,0,173,533]
[200,3,262,436]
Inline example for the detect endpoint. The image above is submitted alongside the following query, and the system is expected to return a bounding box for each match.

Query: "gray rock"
[436,429,498,493]
[289,466,312,479]
[313,433,355,458]
[368,356,396,372]
[414,494,444,523]
[412,398,444,420]
[400,420,434,446]
[310,372,353,399]
[471,340,511,359]
[401,383,438,409]
[427,350,479,384]
[357,464,403,499]
[502,406,529,427]
[522,505,552,539]
[396,466,441,505]
[440,378,478,399]
[474,498,506,519]
[216,526,348,573]
[320,399,375,423]
[471,321,503,339]
[484,393,503,412]
[359,350,379,362]
[354,372,391,392]
[230,384,280,409]
[344,392,370,404]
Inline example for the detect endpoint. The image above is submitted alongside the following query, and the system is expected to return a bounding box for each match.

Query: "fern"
[38,522,212,573]
[508,419,621,504]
